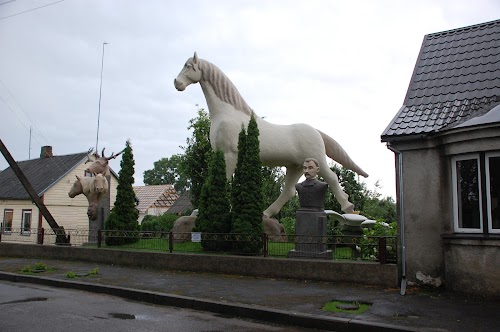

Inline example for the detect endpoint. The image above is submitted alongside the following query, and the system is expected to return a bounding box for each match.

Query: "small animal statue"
[68,174,108,220]
[85,147,123,176]
[174,52,368,217]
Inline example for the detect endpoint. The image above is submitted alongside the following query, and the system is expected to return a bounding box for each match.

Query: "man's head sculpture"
[68,174,108,220]
[303,158,320,180]
[85,147,123,177]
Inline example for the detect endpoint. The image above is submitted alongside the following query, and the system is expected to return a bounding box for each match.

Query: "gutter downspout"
[387,143,407,295]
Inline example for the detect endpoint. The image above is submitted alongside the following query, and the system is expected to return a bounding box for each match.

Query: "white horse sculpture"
[174,52,368,217]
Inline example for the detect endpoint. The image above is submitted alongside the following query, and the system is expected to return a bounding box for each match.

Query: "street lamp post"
[96,41,108,152]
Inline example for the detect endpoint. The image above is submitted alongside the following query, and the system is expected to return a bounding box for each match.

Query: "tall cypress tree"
[105,139,139,245]
[196,149,231,251]
[231,114,263,253]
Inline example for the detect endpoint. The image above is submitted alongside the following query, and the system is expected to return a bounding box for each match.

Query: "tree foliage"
[143,154,189,193]
[105,140,140,245]
[141,213,179,233]
[231,115,263,254]
[180,108,213,209]
[196,150,231,250]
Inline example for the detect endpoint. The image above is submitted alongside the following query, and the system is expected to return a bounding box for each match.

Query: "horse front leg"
[320,167,355,213]
[224,152,237,181]
[263,166,303,218]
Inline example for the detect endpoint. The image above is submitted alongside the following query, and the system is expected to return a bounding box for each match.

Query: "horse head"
[93,173,107,193]
[68,175,84,198]
[174,52,202,91]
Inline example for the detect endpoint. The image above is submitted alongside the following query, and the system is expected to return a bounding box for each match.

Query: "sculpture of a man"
[295,158,328,211]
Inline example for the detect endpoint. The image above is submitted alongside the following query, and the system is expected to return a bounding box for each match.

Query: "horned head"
[68,175,83,198]
[174,51,202,91]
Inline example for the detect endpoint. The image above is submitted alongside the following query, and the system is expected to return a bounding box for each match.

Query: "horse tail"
[317,130,369,178]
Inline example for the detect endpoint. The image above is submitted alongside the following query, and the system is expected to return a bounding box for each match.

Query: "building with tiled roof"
[133,184,179,223]
[381,19,500,296]
[165,191,193,215]
[0,146,118,241]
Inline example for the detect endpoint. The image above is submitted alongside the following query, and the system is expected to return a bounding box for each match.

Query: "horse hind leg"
[320,162,355,213]
[263,166,302,218]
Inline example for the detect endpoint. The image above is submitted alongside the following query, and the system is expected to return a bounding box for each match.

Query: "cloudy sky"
[1,0,499,199]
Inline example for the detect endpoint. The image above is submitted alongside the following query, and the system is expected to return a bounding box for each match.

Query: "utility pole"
[96,41,108,152]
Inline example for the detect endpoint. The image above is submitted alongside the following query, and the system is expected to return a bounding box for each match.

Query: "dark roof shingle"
[382,19,500,140]
[0,152,87,199]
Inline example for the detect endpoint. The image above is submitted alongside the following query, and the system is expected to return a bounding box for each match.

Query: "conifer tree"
[105,139,139,245]
[231,114,263,253]
[195,149,231,250]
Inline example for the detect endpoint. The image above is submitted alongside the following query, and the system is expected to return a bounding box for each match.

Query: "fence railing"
[0,228,397,264]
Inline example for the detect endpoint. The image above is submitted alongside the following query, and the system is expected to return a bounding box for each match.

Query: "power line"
[0,1,17,7]
[0,0,64,21]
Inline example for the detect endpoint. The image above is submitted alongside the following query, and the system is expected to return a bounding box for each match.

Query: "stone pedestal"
[288,210,332,260]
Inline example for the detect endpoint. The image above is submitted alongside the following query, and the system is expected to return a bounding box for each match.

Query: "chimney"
[40,146,53,158]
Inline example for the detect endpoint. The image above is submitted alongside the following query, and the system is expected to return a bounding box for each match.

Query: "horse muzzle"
[174,78,186,91]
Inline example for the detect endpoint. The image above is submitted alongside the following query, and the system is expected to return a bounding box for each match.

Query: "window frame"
[451,153,483,233]
[485,151,500,234]
[3,209,13,233]
[21,209,32,235]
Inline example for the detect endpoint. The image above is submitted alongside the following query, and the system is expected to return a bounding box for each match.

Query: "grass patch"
[322,300,371,314]
[65,267,99,279]
[19,262,54,274]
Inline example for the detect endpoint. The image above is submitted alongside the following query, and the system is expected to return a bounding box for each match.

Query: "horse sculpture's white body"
[174,52,368,217]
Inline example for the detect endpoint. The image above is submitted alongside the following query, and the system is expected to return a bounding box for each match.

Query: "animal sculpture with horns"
[174,52,368,217]
[68,174,108,220]
[85,147,124,176]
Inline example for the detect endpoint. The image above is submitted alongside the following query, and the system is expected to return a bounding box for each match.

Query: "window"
[21,209,32,235]
[452,152,500,234]
[3,209,13,232]
[486,152,500,233]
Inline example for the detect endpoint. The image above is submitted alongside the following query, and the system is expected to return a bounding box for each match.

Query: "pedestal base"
[288,210,332,260]
[288,249,332,260]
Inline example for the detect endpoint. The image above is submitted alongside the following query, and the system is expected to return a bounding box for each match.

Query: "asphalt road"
[0,281,324,332]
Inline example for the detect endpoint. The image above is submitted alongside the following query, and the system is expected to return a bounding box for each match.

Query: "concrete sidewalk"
[0,257,498,331]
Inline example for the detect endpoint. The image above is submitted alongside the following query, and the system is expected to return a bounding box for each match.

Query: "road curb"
[0,272,416,331]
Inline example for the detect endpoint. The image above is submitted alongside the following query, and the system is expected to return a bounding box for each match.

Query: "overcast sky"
[1,0,499,199]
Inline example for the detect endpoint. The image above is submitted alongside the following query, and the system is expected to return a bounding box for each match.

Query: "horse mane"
[199,59,253,116]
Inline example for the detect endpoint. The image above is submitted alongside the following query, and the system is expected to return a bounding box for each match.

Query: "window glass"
[3,209,13,232]
[486,154,500,231]
[455,157,481,230]
[21,210,32,234]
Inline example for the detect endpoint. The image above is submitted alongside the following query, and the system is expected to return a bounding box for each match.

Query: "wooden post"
[0,139,69,245]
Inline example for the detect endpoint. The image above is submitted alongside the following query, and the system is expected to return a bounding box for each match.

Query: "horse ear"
[193,52,198,64]
[75,175,81,180]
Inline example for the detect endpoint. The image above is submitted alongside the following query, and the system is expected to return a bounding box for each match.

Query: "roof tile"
[382,19,500,140]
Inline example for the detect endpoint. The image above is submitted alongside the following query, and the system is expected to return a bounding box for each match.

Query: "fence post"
[97,230,102,248]
[378,237,387,264]
[262,233,268,257]
[168,231,173,253]
[37,228,44,245]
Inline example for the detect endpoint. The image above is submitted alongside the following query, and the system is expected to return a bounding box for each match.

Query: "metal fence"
[0,228,397,264]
